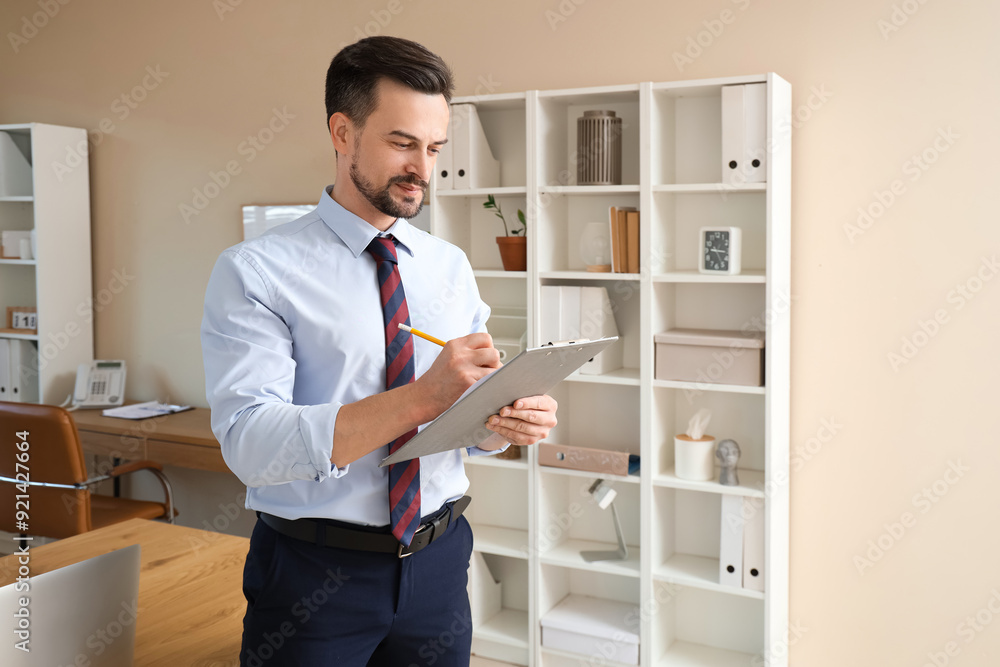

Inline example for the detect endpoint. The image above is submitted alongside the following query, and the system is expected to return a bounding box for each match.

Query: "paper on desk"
[102,401,193,420]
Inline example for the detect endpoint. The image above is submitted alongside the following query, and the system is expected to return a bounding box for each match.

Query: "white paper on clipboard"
[379,337,618,467]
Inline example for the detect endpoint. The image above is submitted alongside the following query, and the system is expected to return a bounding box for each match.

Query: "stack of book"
[608,206,639,273]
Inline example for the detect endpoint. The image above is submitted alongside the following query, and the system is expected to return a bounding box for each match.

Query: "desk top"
[0,519,247,666]
[71,406,216,447]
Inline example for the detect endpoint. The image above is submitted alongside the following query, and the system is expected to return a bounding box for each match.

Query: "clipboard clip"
[542,338,591,347]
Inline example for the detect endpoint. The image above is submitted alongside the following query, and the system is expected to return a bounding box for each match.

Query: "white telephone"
[67,360,127,410]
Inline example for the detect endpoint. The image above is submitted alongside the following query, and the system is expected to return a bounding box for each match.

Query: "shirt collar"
[317,185,416,258]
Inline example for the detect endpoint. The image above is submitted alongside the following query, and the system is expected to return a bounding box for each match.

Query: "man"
[201,36,557,666]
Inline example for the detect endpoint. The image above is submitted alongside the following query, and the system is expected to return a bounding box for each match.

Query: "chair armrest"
[107,460,164,478]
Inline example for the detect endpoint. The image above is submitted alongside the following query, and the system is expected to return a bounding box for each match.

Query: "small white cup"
[674,434,716,481]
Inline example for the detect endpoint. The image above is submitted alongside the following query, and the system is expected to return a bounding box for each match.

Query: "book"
[626,209,640,273]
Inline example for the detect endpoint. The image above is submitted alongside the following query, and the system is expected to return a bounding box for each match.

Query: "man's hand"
[482,394,558,447]
[415,332,502,418]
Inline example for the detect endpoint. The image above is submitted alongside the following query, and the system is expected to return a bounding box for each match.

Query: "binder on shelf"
[743,496,765,592]
[578,286,621,375]
[540,286,622,376]
[8,339,39,403]
[0,339,9,401]
[468,551,502,627]
[436,115,454,190]
[450,104,499,190]
[719,494,745,588]
[608,206,621,272]
[722,84,767,185]
[538,442,636,477]
[0,131,32,197]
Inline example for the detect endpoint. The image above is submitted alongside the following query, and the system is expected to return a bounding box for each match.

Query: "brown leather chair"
[0,401,175,539]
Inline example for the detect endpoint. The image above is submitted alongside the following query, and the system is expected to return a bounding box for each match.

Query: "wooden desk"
[0,518,247,666]
[71,407,228,473]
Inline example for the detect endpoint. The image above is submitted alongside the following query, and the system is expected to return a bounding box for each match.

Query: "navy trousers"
[239,512,474,667]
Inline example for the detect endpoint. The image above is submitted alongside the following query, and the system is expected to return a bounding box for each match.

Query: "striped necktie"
[366,235,421,546]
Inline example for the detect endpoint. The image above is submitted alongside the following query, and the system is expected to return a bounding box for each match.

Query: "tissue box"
[655,328,764,386]
[541,594,639,665]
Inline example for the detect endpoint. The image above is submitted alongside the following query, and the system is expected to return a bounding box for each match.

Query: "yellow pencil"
[398,323,446,347]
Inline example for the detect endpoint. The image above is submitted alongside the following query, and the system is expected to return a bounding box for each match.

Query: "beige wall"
[2,0,998,664]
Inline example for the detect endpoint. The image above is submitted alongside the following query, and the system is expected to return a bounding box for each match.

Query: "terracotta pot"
[496,236,527,271]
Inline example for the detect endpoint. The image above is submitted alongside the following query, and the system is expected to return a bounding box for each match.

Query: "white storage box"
[654,328,764,386]
[540,594,639,665]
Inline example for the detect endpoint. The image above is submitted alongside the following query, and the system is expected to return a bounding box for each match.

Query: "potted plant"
[484,194,527,271]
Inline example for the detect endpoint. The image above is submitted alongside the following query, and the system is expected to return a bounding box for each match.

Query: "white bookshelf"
[434,75,790,667]
[0,123,93,404]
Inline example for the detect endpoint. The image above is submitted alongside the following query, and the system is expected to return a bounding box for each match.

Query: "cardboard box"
[541,594,640,665]
[538,442,630,476]
[654,328,764,386]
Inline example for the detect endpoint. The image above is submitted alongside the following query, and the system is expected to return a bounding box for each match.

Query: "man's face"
[345,78,449,221]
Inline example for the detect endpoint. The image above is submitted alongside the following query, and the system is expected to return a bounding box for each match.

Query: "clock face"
[704,231,730,271]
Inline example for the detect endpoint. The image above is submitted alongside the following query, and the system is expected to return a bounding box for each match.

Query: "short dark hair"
[324,36,454,132]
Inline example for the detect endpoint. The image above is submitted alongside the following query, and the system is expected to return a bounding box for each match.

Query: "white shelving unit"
[436,74,790,667]
[0,123,93,404]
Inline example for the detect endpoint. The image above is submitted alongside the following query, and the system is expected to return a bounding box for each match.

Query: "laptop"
[0,544,141,667]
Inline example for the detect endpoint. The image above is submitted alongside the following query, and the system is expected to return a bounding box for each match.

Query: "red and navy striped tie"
[366,235,421,546]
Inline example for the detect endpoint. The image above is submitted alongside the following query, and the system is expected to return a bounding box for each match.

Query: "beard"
[349,159,427,220]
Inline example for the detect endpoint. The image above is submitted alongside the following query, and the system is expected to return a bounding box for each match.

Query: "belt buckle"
[397,522,433,558]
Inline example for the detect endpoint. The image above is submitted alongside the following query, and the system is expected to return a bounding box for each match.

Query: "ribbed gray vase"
[577,110,622,185]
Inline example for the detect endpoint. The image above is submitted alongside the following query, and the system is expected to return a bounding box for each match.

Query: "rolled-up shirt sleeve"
[201,248,345,487]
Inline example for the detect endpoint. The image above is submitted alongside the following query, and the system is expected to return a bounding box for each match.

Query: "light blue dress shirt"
[201,186,498,525]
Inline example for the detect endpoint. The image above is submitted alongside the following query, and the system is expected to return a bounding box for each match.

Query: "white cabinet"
[436,74,790,667]
[0,123,93,404]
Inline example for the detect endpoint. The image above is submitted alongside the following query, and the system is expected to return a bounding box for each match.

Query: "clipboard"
[379,337,618,467]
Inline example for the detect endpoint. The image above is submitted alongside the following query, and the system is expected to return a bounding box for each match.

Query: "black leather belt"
[258,495,471,558]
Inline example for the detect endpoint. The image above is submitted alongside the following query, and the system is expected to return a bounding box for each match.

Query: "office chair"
[0,401,175,539]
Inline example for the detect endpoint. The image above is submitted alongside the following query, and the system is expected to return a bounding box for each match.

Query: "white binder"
[559,286,581,340]
[578,286,622,375]
[0,339,10,401]
[436,114,454,190]
[8,339,39,403]
[719,494,745,588]
[742,496,765,592]
[0,132,32,197]
[540,285,562,345]
[450,104,499,190]
[722,84,767,185]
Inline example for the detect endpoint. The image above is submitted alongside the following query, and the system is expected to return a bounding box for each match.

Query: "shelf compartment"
[535,191,641,274]
[651,386,765,477]
[545,383,640,456]
[652,281,766,335]
[536,86,640,189]
[651,583,764,666]
[470,552,530,665]
[432,194,528,271]
[536,470,640,577]
[650,190,766,274]
[466,463,530,558]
